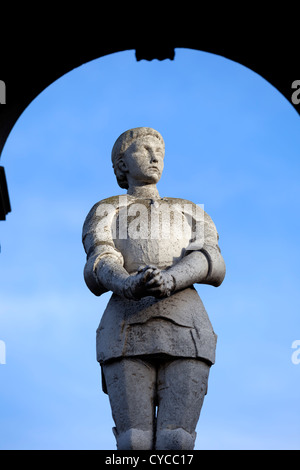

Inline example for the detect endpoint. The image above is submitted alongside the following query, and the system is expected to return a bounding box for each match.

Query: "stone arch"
[0,38,298,220]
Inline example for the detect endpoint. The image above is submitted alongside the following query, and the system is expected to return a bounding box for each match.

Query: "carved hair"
[111,127,165,189]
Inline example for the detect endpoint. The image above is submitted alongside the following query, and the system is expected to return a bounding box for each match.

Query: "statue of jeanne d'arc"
[82,127,226,450]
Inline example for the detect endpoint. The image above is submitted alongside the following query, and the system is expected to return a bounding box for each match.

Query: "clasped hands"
[123,265,176,300]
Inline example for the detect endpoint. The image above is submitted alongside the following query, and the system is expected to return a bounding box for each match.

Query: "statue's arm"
[145,247,225,298]
[167,205,226,291]
[82,200,151,300]
[82,200,128,297]
[94,257,157,300]
[145,207,226,297]
[94,256,130,297]
[166,246,226,292]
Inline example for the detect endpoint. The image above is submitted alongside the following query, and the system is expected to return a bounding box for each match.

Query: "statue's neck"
[127,184,160,199]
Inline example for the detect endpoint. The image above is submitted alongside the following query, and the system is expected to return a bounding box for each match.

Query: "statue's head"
[111,127,165,189]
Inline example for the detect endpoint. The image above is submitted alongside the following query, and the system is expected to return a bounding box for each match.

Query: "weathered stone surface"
[82,127,225,449]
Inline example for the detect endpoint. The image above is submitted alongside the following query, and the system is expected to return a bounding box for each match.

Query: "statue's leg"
[155,358,210,450]
[102,357,156,450]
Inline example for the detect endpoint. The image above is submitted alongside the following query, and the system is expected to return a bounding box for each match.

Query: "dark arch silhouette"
[0,27,299,221]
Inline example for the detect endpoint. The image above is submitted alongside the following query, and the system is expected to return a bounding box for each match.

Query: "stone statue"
[82,127,226,450]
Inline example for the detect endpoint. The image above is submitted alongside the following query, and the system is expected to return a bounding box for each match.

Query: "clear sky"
[0,48,299,450]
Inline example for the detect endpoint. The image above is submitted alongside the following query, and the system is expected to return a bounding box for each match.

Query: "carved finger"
[142,268,158,282]
[146,273,163,287]
[145,286,165,298]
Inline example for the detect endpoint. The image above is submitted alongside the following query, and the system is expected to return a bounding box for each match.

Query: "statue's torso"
[84,195,218,365]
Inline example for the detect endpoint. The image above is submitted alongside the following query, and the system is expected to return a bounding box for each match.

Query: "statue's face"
[123,135,164,185]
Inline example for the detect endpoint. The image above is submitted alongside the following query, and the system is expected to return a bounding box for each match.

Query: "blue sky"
[0,48,299,450]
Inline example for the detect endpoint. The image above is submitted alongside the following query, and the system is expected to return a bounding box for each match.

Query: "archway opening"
[1,48,299,450]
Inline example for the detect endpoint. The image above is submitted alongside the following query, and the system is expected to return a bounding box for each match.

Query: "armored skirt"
[96,286,217,366]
